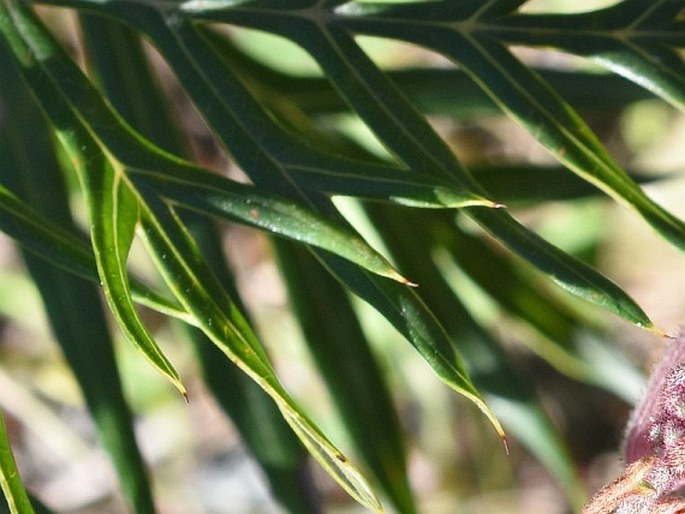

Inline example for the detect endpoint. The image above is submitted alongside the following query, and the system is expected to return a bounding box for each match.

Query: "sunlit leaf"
[0,413,34,514]
[132,169,414,284]
[137,198,383,512]
[3,0,685,511]
[102,5,505,444]
[0,43,156,510]
[79,13,321,510]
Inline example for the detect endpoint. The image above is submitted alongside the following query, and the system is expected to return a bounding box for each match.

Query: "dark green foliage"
[0,0,684,512]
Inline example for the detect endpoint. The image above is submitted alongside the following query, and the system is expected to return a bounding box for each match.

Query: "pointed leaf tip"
[172,377,189,403]
[385,267,418,286]
[402,276,419,287]
[468,392,508,452]
[651,326,669,339]
[502,433,511,455]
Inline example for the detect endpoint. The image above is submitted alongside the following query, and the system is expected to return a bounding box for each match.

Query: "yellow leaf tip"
[472,395,508,454]
[388,270,418,287]
[176,384,189,404]
[403,277,419,287]
[469,196,505,209]
[489,414,509,454]
[646,323,669,339]
[502,433,511,455]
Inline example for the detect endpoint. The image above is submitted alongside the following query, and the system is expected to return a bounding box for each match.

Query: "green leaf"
[471,207,655,330]
[429,35,685,251]
[284,161,501,209]
[93,5,504,446]
[192,331,321,512]
[316,250,508,449]
[274,240,416,514]
[283,67,655,118]
[0,44,156,511]
[365,203,587,508]
[132,168,414,284]
[480,3,685,111]
[0,185,96,280]
[1,1,435,429]
[137,195,383,512]
[206,34,654,117]
[1,5,384,505]
[187,17,508,444]
[9,1,681,509]
[7,0,682,511]
[0,186,192,323]
[289,3,685,251]
[0,0,189,398]
[185,222,320,513]
[244,17,655,331]
[77,14,320,510]
[399,208,588,352]
[10,16,385,512]
[469,164,666,204]
[11,4,413,286]
[78,13,185,154]
[174,3,678,333]
[122,7,492,207]
[92,164,189,397]
[0,413,34,514]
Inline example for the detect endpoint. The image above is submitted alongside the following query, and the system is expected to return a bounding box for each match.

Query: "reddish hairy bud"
[584,330,685,513]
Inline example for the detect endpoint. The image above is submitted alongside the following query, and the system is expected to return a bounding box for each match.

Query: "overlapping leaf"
[30,0,684,325]
[480,1,685,111]
[0,41,156,511]
[62,0,505,448]
[366,203,588,508]
[180,0,682,327]
[0,1,401,508]
[136,189,381,510]
[4,0,685,511]
[0,187,194,323]
[274,240,416,514]
[78,14,320,510]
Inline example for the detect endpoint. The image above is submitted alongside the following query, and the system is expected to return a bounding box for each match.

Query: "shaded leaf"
[0,187,192,322]
[0,0,188,398]
[186,221,321,513]
[0,42,156,511]
[260,19,656,330]
[365,203,587,509]
[274,239,416,514]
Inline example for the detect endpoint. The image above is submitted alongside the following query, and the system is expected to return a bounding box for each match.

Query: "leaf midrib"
[180,2,685,45]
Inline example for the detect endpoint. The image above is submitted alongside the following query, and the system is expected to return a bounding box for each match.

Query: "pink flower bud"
[584,330,685,513]
[625,332,685,465]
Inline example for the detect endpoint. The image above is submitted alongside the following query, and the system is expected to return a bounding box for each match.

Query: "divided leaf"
[3,0,685,511]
